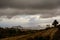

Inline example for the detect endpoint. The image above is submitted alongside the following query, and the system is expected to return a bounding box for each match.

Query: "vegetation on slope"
[0,27,59,40]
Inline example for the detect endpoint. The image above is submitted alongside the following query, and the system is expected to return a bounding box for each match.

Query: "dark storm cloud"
[0,8,59,18]
[0,0,60,18]
[0,0,60,9]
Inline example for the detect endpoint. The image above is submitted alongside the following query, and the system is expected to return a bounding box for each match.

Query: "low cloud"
[0,15,60,27]
[0,8,60,18]
[0,0,60,18]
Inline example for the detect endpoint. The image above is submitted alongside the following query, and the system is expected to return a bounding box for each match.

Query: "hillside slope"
[0,27,59,40]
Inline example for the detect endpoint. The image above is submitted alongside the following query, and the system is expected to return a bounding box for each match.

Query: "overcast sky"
[0,0,60,29]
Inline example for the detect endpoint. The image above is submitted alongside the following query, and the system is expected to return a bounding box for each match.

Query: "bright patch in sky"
[0,15,60,28]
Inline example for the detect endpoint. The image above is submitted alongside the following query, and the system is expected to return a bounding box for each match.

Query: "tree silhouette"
[52,20,59,27]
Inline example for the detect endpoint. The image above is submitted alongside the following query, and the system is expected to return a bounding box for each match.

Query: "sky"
[0,0,60,29]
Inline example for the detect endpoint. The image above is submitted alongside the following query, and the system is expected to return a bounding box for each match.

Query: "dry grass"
[0,27,58,40]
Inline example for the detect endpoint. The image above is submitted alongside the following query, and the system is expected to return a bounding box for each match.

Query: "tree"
[52,20,59,27]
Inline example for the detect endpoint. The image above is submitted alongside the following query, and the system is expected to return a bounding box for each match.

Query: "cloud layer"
[0,0,60,18]
[0,15,60,27]
[0,0,60,9]
[0,0,60,29]
[0,8,60,18]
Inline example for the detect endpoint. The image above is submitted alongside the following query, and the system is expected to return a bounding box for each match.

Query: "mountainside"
[0,27,60,40]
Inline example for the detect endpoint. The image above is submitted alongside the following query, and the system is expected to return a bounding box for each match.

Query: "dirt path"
[0,28,58,40]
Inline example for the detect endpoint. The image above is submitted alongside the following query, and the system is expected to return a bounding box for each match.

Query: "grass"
[0,27,59,40]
